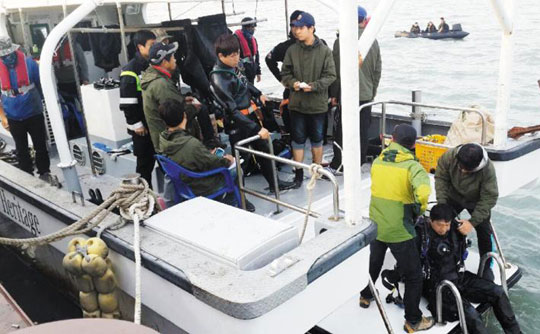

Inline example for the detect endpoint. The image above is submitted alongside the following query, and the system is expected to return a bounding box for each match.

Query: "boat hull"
[395,31,470,39]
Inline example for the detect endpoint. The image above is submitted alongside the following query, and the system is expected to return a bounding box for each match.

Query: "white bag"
[444,106,494,146]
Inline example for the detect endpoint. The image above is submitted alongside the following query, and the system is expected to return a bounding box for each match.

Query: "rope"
[299,164,321,243]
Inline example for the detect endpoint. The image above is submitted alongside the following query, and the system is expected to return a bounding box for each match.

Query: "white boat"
[0,0,534,333]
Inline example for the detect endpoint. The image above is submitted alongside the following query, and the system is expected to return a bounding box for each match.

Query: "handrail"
[489,220,510,270]
[436,280,468,334]
[478,252,508,296]
[234,135,341,220]
[368,277,394,333]
[361,100,488,145]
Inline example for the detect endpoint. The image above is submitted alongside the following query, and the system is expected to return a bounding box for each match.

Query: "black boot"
[293,168,304,189]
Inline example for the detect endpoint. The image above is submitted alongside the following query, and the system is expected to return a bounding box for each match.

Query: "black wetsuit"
[416,221,521,334]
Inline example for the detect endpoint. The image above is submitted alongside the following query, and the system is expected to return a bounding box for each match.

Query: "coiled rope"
[299,164,321,243]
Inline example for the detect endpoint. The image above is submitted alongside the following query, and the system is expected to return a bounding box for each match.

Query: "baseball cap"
[149,41,178,65]
[291,12,315,27]
[357,6,368,22]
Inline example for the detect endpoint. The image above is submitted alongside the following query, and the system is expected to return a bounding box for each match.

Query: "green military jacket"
[330,28,382,102]
[140,66,197,152]
[280,37,336,114]
[159,129,230,197]
[370,142,431,243]
[435,147,499,226]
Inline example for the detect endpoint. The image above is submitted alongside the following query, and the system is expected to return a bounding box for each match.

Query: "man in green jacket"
[360,124,434,332]
[158,99,254,211]
[329,5,382,173]
[281,12,337,188]
[141,42,215,152]
[435,143,499,280]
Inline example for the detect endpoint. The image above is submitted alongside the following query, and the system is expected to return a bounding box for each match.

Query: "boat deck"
[0,283,32,332]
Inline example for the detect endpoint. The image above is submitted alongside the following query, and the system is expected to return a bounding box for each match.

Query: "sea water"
[147,0,540,331]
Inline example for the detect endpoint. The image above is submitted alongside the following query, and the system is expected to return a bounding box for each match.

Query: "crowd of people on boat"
[0,5,522,333]
[410,17,450,34]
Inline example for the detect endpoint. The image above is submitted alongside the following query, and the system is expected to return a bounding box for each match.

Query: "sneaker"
[324,166,343,176]
[403,317,435,333]
[359,296,373,309]
[244,199,256,212]
[269,180,296,193]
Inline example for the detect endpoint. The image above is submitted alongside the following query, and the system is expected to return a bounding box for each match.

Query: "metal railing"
[489,220,510,270]
[359,100,488,146]
[436,280,468,334]
[478,252,509,296]
[234,135,341,220]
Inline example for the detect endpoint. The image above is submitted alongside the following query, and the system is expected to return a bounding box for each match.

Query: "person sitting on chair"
[158,99,254,211]
[417,203,521,334]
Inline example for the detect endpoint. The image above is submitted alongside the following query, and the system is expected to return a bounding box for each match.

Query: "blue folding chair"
[155,155,242,207]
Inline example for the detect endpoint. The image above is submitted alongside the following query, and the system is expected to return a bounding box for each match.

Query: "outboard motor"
[452,23,462,31]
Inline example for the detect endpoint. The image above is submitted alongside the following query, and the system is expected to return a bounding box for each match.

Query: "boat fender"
[67,237,87,253]
[94,269,117,294]
[80,291,99,312]
[86,237,109,259]
[62,252,84,275]
[82,310,101,318]
[75,274,95,293]
[101,310,122,319]
[98,292,119,313]
[81,254,108,277]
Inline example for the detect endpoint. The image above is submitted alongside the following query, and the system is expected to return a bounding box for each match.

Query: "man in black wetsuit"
[417,203,521,334]
[209,34,295,192]
[265,10,303,134]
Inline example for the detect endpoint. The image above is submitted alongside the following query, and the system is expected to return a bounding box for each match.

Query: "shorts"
[290,110,326,149]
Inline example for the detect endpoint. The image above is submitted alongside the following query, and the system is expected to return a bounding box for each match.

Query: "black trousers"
[330,100,372,169]
[132,132,155,189]
[8,113,50,176]
[448,199,495,280]
[428,271,521,334]
[197,105,217,143]
[360,239,424,323]
[228,128,276,189]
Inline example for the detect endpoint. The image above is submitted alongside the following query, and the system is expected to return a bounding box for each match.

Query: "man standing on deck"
[281,12,337,188]
[359,124,434,332]
[435,143,499,281]
[120,30,156,188]
[234,18,261,84]
[329,5,382,174]
[265,10,303,136]
[0,36,51,181]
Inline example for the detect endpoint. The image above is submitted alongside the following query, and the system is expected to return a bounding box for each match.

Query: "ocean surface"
[147,1,540,332]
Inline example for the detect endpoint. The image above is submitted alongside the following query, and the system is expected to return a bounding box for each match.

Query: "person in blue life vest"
[234,17,261,84]
[0,36,51,181]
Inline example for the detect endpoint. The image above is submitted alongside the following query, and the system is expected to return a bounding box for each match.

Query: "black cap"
[392,124,417,148]
[149,41,178,65]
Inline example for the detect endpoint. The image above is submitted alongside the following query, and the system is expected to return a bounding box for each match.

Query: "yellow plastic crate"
[415,135,449,173]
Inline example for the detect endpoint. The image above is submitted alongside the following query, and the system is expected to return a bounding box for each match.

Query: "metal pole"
[381,102,387,151]
[221,0,226,15]
[411,90,422,136]
[40,0,102,194]
[18,8,30,54]
[234,141,247,210]
[436,280,468,334]
[489,220,510,269]
[116,2,129,65]
[266,136,281,214]
[284,0,289,39]
[167,2,173,21]
[63,4,97,176]
[339,0,361,226]
[369,277,394,334]
[489,0,514,146]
